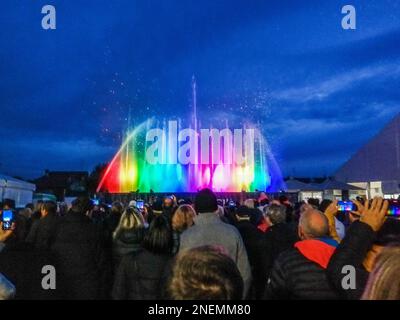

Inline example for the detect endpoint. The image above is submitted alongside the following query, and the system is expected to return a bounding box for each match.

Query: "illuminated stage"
[97,79,285,194]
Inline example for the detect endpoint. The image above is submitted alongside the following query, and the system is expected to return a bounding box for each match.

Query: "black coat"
[25,213,58,250]
[112,228,145,262]
[236,220,268,299]
[264,248,339,300]
[264,223,298,278]
[0,242,58,299]
[326,221,373,300]
[112,249,172,300]
[105,212,122,234]
[51,212,108,299]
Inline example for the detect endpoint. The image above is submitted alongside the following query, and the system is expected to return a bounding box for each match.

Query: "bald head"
[299,209,329,240]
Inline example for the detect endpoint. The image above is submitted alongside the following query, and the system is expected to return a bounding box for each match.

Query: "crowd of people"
[0,189,399,300]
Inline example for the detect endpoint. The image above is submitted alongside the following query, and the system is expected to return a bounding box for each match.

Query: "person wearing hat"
[179,188,252,298]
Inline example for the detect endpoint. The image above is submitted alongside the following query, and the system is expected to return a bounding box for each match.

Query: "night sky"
[1,0,399,180]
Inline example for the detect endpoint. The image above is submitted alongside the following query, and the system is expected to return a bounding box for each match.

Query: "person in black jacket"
[112,214,173,300]
[51,197,109,299]
[326,197,400,300]
[264,208,339,300]
[263,204,298,280]
[235,205,268,299]
[25,201,58,250]
[0,220,58,299]
[112,207,146,267]
[104,202,124,238]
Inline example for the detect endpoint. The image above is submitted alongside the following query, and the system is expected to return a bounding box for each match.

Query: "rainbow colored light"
[97,119,284,193]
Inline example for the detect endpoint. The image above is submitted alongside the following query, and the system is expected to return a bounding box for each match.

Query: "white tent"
[335,113,400,197]
[283,178,323,201]
[0,174,36,208]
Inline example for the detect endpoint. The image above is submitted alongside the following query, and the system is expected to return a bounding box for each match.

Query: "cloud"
[1,136,115,179]
[271,63,400,103]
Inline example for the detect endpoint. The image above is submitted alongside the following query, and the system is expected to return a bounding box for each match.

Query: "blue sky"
[0,0,399,179]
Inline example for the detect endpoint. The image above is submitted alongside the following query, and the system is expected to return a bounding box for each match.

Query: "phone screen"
[387,200,400,217]
[337,201,354,212]
[136,200,144,209]
[2,210,13,230]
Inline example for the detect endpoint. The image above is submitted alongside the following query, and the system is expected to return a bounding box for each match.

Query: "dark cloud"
[0,0,399,179]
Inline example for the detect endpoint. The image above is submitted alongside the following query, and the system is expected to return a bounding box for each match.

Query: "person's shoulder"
[220,220,242,235]
[179,229,195,249]
[120,249,143,264]
[29,217,41,228]
[180,223,199,237]
[275,247,301,265]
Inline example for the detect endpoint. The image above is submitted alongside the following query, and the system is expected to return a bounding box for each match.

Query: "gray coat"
[179,212,252,298]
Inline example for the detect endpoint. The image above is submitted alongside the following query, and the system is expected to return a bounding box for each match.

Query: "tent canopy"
[0,174,36,191]
[284,179,323,192]
[320,179,365,191]
[335,114,400,182]
[0,174,36,208]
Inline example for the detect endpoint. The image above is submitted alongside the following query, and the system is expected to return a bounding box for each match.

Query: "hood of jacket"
[115,228,144,245]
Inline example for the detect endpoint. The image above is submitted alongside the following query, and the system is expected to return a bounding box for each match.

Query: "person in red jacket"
[264,208,339,299]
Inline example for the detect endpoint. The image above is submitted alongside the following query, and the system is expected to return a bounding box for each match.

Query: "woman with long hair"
[112,215,173,299]
[112,207,146,266]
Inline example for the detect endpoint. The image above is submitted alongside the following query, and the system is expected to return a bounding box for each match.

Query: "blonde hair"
[172,205,196,233]
[113,207,145,239]
[362,245,400,300]
[243,199,255,209]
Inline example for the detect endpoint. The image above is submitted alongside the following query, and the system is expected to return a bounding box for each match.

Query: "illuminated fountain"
[97,78,285,193]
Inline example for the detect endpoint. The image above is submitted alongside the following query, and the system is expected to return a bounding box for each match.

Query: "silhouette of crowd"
[0,190,399,300]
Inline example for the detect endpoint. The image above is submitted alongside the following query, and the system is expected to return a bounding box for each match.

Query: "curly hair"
[168,246,243,300]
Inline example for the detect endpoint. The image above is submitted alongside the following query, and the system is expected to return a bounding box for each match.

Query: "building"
[284,177,365,201]
[34,170,89,201]
[319,178,366,200]
[0,174,36,208]
[335,114,400,199]
[284,178,323,201]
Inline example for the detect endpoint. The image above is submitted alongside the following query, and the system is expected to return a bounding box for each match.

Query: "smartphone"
[337,201,355,212]
[136,200,144,210]
[1,210,13,230]
[387,200,400,217]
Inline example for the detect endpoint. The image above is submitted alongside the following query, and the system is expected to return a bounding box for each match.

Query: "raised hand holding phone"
[0,222,14,242]
[1,210,13,230]
[359,197,388,232]
[324,199,340,242]
[348,199,364,223]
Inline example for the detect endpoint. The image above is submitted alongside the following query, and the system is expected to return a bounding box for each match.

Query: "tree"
[88,163,108,195]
